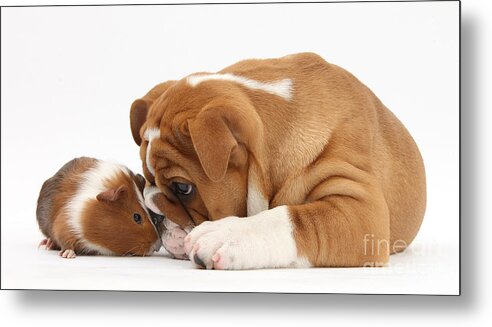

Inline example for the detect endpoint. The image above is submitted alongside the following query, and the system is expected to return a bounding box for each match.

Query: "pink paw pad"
[212,253,223,270]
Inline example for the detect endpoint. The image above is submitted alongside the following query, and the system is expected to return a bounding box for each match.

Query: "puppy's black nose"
[149,209,165,226]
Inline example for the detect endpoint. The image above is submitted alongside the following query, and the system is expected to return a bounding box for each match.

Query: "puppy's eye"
[173,182,194,196]
[133,213,142,224]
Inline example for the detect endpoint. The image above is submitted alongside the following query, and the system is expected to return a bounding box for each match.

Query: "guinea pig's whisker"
[122,245,141,257]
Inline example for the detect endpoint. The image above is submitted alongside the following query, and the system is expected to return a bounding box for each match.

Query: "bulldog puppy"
[130,52,426,269]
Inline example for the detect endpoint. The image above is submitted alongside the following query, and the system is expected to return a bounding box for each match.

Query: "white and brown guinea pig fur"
[36,157,164,259]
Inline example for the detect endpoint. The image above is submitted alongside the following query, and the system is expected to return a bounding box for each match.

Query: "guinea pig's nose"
[149,209,165,226]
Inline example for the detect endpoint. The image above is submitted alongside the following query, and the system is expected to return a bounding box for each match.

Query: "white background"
[1,0,459,292]
[0,0,484,325]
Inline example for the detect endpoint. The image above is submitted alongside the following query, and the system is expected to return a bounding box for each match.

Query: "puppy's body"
[131,53,426,268]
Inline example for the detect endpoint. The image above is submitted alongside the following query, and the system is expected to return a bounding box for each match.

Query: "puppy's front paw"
[183,206,311,270]
[184,217,256,270]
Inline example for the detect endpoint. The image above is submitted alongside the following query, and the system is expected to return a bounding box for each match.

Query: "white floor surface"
[1,224,459,294]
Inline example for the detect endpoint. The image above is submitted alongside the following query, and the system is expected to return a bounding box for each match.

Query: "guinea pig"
[36,157,165,259]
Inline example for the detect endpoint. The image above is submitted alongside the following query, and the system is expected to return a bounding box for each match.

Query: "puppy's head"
[130,77,264,231]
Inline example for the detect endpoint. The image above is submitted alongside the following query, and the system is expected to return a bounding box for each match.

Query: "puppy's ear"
[188,110,238,183]
[130,99,150,146]
[130,81,177,146]
[188,102,260,183]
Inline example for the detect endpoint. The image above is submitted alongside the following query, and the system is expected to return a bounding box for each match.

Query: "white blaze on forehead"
[143,128,161,176]
[187,73,293,101]
[65,160,131,256]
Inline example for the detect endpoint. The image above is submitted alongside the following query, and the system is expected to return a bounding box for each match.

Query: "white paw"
[184,217,245,269]
[183,206,309,270]
[59,249,76,259]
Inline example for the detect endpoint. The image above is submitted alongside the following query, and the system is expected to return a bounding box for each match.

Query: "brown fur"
[130,53,426,267]
[36,157,160,256]
[37,157,98,252]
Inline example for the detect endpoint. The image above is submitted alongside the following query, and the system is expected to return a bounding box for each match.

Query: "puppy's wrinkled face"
[133,80,250,234]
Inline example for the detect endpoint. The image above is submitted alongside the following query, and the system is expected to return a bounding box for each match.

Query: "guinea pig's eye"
[133,213,142,224]
[173,182,194,196]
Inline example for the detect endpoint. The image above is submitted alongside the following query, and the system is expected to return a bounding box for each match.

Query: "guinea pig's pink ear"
[96,185,128,202]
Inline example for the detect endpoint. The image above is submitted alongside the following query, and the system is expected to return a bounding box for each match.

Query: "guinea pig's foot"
[59,249,76,259]
[38,239,48,248]
[38,238,58,250]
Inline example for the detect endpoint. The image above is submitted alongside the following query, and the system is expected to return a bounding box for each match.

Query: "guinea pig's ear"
[96,185,128,202]
[130,81,177,146]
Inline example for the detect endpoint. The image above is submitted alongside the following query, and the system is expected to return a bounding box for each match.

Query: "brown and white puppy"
[130,52,426,269]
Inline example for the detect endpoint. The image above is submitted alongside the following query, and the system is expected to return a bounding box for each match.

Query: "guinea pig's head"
[81,170,163,256]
